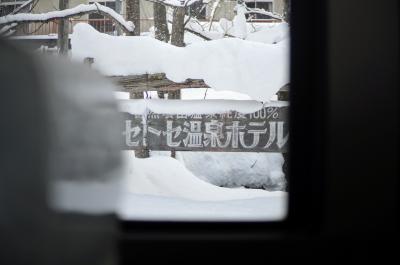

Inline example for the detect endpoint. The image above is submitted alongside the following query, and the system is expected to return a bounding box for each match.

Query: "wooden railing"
[14,18,147,36]
[16,19,115,36]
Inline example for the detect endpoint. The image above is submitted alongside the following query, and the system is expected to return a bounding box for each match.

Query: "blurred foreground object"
[0,40,122,265]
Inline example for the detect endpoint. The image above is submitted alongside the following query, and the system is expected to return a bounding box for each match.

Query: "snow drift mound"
[71,23,289,102]
[178,152,286,191]
[246,23,289,44]
[121,151,284,201]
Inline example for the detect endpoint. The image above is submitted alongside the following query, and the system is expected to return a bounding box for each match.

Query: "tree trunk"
[169,6,185,100]
[57,0,69,55]
[153,3,169,42]
[154,3,168,101]
[171,7,185,47]
[126,0,140,36]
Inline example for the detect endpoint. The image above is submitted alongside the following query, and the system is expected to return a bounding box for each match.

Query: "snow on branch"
[0,22,17,35]
[145,0,200,8]
[0,3,134,33]
[167,17,220,41]
[244,7,283,21]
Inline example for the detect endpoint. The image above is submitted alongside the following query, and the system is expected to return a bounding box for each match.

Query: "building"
[2,0,284,36]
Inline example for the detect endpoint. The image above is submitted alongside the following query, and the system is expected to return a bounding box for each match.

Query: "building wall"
[139,1,154,32]
[29,0,283,34]
[33,0,89,20]
[272,0,285,16]
[33,0,87,13]
[29,0,154,33]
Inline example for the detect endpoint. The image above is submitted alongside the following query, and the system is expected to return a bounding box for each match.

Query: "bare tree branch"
[243,7,284,21]
[144,0,200,8]
[208,0,221,30]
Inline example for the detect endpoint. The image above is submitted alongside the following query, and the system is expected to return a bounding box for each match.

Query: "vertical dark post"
[126,0,141,36]
[129,90,149,158]
[157,91,165,99]
[169,6,185,156]
[57,0,69,55]
[277,84,289,190]
[168,89,181,99]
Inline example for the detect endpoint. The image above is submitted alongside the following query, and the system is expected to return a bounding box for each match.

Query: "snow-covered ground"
[118,153,287,221]
[116,89,287,220]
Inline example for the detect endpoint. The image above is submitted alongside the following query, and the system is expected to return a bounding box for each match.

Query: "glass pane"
[2,0,290,221]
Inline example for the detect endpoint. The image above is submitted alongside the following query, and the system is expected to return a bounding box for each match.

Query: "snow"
[118,99,287,115]
[119,193,286,221]
[185,19,224,40]
[69,17,289,220]
[246,23,289,44]
[71,23,289,102]
[0,22,16,35]
[0,3,134,33]
[182,88,252,100]
[117,153,287,221]
[179,152,286,190]
[233,4,248,39]
[185,17,289,44]
[115,88,288,220]
[177,87,286,191]
[244,7,284,20]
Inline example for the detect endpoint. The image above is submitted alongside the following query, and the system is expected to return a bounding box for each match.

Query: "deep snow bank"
[178,152,286,190]
[117,98,288,115]
[121,152,284,201]
[71,23,289,101]
[118,152,287,220]
[246,23,289,44]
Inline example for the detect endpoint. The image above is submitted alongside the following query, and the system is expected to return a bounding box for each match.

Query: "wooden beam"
[109,73,209,93]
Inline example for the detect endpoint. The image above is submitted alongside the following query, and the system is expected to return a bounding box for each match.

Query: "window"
[0,0,28,16]
[186,0,206,20]
[88,1,117,33]
[245,1,274,20]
